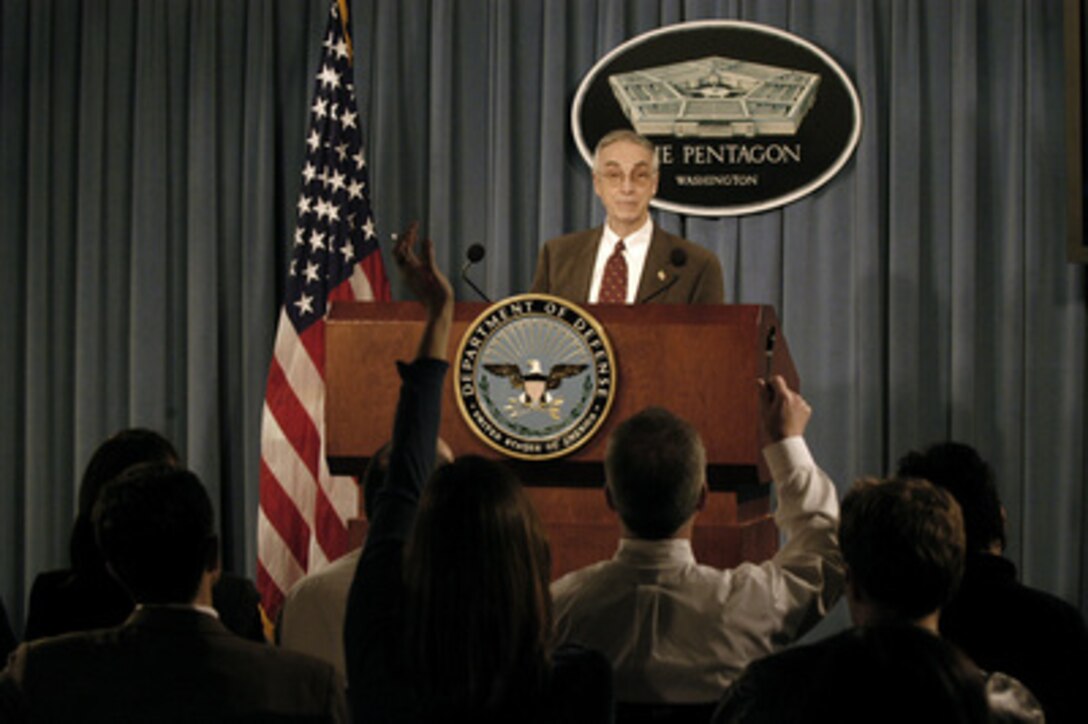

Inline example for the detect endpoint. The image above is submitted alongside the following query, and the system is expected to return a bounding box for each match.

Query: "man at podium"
[530,129,724,305]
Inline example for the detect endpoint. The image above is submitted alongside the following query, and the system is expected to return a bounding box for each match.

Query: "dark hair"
[605,407,705,539]
[840,477,966,620]
[897,442,1005,553]
[805,625,990,724]
[93,464,215,604]
[402,455,552,716]
[71,429,180,573]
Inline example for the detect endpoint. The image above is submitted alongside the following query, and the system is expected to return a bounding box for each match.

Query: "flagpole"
[337,0,353,60]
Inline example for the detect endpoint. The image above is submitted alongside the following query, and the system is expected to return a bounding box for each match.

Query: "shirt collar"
[134,602,220,620]
[602,216,653,252]
[614,537,696,568]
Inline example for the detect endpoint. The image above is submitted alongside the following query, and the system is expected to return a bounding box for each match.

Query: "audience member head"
[71,428,180,572]
[897,442,1006,554]
[93,463,217,605]
[403,455,552,714]
[360,439,452,520]
[840,477,966,626]
[605,407,707,539]
[804,625,990,724]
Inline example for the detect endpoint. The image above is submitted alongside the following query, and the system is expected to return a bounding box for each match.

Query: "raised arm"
[757,375,844,640]
[345,224,455,718]
[394,222,454,362]
[361,223,453,550]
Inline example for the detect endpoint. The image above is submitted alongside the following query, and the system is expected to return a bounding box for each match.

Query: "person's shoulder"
[750,631,838,675]
[543,227,601,250]
[29,569,71,591]
[206,616,340,676]
[289,551,359,594]
[1014,577,1085,617]
[970,557,1088,628]
[550,560,617,600]
[984,670,1046,723]
[8,622,128,670]
[655,226,717,262]
[283,551,359,614]
[714,636,835,723]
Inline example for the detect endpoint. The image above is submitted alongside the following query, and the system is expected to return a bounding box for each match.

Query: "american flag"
[257,0,390,618]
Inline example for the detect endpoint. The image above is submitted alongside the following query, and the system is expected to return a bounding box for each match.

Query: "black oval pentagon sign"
[573,20,862,217]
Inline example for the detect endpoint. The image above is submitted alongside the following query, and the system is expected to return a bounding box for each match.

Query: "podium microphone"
[460,243,491,302]
[638,248,688,304]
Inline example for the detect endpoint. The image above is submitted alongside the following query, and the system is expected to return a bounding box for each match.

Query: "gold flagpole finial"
[337,0,354,60]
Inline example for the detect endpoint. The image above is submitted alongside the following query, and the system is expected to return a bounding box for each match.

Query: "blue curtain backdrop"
[1,0,1084,637]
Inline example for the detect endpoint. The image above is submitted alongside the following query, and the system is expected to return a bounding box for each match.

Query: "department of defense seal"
[455,294,617,461]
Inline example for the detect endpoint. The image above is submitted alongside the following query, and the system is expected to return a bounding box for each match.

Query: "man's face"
[593,139,658,234]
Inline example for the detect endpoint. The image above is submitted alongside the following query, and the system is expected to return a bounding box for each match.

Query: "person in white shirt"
[550,375,844,704]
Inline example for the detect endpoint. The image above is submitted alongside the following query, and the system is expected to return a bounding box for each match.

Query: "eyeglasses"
[597,168,656,188]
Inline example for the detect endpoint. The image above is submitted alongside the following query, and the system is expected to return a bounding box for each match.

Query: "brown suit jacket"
[0,607,347,723]
[530,225,725,304]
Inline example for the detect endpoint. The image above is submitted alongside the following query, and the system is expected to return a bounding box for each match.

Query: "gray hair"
[592,129,660,174]
[605,407,705,539]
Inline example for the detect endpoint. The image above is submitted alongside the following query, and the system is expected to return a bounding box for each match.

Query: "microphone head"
[466,244,486,263]
[669,248,688,267]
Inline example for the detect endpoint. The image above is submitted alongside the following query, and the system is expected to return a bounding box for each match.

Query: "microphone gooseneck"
[460,244,491,302]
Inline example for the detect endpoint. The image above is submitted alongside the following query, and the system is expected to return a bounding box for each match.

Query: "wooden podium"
[326,302,796,579]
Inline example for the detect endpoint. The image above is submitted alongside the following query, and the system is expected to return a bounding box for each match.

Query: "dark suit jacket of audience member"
[941,552,1088,723]
[530,225,724,305]
[713,627,997,724]
[25,568,266,643]
[1,607,345,722]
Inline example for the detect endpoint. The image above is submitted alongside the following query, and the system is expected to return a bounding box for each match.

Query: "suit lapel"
[566,227,602,303]
[636,226,673,303]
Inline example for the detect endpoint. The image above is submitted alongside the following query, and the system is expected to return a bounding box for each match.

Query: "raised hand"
[392,222,453,317]
[758,375,812,444]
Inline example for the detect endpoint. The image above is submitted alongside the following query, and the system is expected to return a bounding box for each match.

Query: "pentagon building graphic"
[608,56,821,138]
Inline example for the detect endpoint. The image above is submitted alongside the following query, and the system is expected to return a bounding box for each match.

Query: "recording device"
[638,248,688,304]
[764,325,777,400]
[460,243,491,302]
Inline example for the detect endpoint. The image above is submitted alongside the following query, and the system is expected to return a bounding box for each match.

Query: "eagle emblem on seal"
[484,358,587,419]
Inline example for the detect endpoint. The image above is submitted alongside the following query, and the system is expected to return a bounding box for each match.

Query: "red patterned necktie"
[598,239,627,303]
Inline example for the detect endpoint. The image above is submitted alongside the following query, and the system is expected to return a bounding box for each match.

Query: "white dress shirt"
[550,436,845,703]
[586,217,653,304]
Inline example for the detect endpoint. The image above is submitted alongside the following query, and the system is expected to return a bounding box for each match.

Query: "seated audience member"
[774,624,991,724]
[550,377,844,704]
[0,464,346,722]
[0,598,15,664]
[24,428,265,643]
[278,439,452,678]
[898,442,1088,723]
[714,477,1043,724]
[344,225,612,722]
